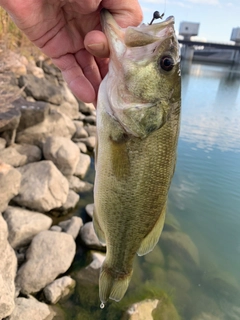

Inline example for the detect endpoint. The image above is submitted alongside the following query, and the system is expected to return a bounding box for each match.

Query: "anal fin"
[137,202,167,256]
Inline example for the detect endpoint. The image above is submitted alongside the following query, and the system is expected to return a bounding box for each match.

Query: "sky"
[138,0,240,43]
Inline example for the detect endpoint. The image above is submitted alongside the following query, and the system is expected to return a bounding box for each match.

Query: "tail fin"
[99,263,133,304]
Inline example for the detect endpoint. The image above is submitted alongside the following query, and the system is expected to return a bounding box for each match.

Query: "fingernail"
[87,43,105,51]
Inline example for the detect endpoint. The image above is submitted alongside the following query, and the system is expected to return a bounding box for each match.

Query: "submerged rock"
[3,206,52,249]
[13,161,69,212]
[16,230,76,294]
[160,231,199,270]
[123,295,180,320]
[0,214,17,319]
[43,276,76,304]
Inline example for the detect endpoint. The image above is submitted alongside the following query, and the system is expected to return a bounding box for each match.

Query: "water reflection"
[180,62,240,152]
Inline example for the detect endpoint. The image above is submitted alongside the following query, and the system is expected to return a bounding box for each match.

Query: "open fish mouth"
[101,9,175,54]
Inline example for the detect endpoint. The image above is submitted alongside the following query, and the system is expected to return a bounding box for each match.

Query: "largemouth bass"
[94,9,181,306]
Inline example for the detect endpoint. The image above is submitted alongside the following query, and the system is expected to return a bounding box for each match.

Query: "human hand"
[0,0,142,104]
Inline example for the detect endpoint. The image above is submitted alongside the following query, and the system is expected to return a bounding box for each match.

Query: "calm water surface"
[58,62,240,319]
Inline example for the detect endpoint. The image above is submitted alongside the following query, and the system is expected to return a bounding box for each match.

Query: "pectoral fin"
[137,202,167,256]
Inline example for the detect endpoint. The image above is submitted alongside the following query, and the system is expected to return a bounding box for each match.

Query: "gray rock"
[78,136,96,151]
[84,124,97,137]
[0,162,21,212]
[85,203,94,219]
[43,276,76,304]
[78,102,95,115]
[12,97,50,131]
[58,216,83,239]
[19,74,63,105]
[0,214,17,319]
[16,230,76,294]
[14,143,42,163]
[0,104,21,145]
[13,161,69,212]
[3,206,52,249]
[67,175,93,193]
[161,231,199,269]
[75,141,88,153]
[0,137,6,150]
[73,121,88,139]
[59,83,79,119]
[16,111,76,147]
[43,136,80,176]
[8,296,55,320]
[83,115,96,125]
[74,153,91,179]
[50,225,62,232]
[80,221,105,250]
[57,190,80,214]
[0,146,27,167]
[27,61,45,78]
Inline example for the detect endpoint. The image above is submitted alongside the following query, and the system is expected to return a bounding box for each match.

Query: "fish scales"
[94,9,181,305]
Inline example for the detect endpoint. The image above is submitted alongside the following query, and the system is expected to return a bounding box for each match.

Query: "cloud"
[185,0,219,4]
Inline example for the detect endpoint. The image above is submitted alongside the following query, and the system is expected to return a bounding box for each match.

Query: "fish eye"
[160,56,174,71]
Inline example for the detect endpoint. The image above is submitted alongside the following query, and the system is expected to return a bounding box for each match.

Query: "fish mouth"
[101,9,175,54]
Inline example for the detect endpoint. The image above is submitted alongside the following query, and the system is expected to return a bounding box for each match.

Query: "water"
[57,62,240,319]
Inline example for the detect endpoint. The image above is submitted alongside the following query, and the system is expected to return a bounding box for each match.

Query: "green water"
[57,62,240,320]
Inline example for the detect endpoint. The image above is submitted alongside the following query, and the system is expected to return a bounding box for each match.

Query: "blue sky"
[139,0,240,43]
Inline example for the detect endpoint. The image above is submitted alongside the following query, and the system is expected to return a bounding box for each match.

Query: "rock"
[144,245,165,267]
[68,175,93,193]
[60,83,79,119]
[3,206,52,249]
[58,216,83,239]
[164,212,181,232]
[74,153,91,179]
[27,61,45,78]
[19,74,63,105]
[8,296,55,320]
[12,97,50,131]
[50,225,62,232]
[0,214,17,319]
[76,251,105,286]
[43,136,80,176]
[14,143,42,163]
[16,230,76,294]
[83,115,96,125]
[16,111,76,147]
[80,221,105,250]
[123,296,181,320]
[84,124,97,137]
[0,137,6,150]
[160,231,199,269]
[78,136,96,151]
[85,203,94,219]
[43,276,76,304]
[0,146,27,167]
[73,121,88,139]
[78,101,95,115]
[0,104,21,145]
[57,190,80,214]
[13,161,69,212]
[0,162,21,212]
[192,312,225,320]
[166,270,191,292]
[76,142,88,153]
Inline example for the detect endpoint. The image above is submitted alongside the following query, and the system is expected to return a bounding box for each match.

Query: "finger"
[75,49,102,99]
[52,53,96,103]
[95,56,109,79]
[84,30,110,58]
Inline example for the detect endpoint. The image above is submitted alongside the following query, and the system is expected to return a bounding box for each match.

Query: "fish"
[94,9,181,306]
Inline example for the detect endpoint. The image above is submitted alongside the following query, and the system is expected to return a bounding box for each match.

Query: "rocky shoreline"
[0,51,240,320]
